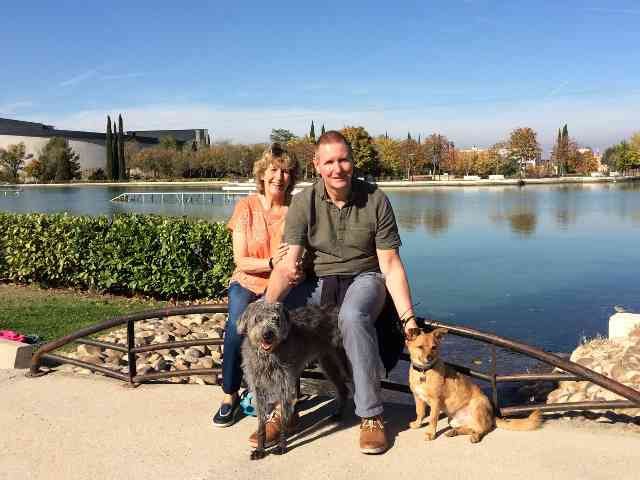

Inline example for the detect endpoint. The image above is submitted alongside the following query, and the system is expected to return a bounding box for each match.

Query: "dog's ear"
[405,327,421,342]
[236,299,262,335]
[432,328,448,344]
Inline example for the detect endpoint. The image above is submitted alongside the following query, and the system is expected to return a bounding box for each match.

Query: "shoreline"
[10,175,640,189]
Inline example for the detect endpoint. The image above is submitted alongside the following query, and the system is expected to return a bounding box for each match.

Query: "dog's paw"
[424,431,436,441]
[272,445,287,456]
[250,449,267,460]
[470,434,481,444]
[409,420,422,429]
[445,428,458,437]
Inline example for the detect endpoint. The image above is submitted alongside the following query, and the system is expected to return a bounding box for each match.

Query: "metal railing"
[110,192,248,203]
[28,306,640,417]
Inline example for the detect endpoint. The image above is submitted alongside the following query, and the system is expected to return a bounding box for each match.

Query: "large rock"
[0,339,34,369]
[547,332,640,418]
[609,313,640,339]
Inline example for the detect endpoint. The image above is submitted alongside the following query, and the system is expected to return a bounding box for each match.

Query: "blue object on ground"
[239,390,256,417]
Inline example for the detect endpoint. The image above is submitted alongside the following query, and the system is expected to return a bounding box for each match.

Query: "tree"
[374,136,402,177]
[287,136,315,179]
[341,126,380,176]
[423,134,451,177]
[270,129,297,144]
[0,142,32,183]
[38,137,81,182]
[321,124,326,136]
[118,114,127,180]
[105,116,113,179]
[159,135,178,150]
[309,121,316,142]
[509,127,541,177]
[23,159,43,180]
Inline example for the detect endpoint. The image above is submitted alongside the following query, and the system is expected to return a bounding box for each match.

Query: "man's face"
[313,141,353,192]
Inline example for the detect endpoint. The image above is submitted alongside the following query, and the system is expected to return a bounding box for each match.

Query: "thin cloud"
[59,69,97,87]
[99,73,145,81]
[584,7,640,15]
[546,80,571,99]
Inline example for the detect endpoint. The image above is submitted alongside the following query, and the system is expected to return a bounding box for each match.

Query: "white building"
[1,118,209,178]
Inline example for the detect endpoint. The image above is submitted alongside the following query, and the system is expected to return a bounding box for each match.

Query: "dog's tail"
[495,410,542,431]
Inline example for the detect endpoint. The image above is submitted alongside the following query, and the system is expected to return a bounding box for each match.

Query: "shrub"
[0,213,234,299]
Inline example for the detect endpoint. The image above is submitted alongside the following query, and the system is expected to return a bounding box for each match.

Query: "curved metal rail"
[28,307,640,417]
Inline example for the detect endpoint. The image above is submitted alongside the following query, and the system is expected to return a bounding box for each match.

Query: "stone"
[174,358,190,370]
[0,339,34,369]
[185,347,203,359]
[194,357,214,369]
[154,333,171,344]
[173,325,190,337]
[212,313,227,324]
[77,344,102,357]
[78,354,102,364]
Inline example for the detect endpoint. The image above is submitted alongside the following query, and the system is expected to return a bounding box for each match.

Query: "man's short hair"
[315,130,352,159]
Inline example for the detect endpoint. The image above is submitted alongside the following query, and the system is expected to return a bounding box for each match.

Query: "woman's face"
[262,162,291,199]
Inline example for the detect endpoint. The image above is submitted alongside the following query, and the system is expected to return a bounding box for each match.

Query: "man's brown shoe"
[248,409,299,449]
[359,415,389,454]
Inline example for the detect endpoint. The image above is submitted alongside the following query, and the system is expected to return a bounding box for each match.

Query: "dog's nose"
[262,330,275,342]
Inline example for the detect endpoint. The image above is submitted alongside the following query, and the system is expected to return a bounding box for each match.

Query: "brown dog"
[406,327,542,443]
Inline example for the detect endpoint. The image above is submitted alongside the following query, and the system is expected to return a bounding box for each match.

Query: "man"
[264,130,419,454]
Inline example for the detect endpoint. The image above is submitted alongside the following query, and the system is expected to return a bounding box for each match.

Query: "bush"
[88,168,107,181]
[0,213,233,299]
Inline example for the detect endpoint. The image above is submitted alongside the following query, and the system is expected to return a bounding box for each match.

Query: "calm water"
[2,182,640,367]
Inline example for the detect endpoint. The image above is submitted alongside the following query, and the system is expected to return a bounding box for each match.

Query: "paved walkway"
[1,369,638,480]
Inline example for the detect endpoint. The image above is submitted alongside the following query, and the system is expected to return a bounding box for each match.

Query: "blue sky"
[1,1,639,152]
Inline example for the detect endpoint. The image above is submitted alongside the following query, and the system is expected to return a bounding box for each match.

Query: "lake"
[2,182,639,368]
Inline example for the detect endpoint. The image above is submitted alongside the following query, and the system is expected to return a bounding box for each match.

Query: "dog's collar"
[411,358,437,373]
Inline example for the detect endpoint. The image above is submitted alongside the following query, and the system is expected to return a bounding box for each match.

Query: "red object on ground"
[0,330,26,343]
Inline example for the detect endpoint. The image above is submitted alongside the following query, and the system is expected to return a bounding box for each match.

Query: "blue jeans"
[284,272,387,418]
[221,282,259,394]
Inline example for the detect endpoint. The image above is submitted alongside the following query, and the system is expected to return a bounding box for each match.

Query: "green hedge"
[0,213,234,299]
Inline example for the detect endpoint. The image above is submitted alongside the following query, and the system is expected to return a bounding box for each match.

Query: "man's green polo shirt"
[283,178,402,276]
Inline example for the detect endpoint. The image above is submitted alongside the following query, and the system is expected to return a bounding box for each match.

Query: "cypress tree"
[321,124,326,135]
[556,128,562,176]
[407,132,412,141]
[562,124,569,176]
[418,134,421,144]
[112,130,120,181]
[105,116,113,179]
[118,114,126,180]
[309,120,316,141]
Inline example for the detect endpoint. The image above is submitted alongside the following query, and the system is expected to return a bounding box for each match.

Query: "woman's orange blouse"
[227,194,288,294]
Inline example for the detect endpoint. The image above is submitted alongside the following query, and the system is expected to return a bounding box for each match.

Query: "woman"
[213,144,299,427]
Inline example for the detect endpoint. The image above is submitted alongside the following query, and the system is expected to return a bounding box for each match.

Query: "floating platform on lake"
[110,191,249,203]
[0,187,21,197]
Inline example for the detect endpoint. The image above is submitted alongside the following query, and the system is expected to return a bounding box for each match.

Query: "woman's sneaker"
[212,400,240,428]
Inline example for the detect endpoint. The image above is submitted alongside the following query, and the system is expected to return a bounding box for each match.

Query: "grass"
[0,282,165,342]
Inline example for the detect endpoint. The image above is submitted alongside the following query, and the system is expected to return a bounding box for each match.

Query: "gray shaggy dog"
[237,299,350,460]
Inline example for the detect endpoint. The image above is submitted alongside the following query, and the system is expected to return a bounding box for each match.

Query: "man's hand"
[265,244,305,303]
[272,243,290,268]
[403,316,419,336]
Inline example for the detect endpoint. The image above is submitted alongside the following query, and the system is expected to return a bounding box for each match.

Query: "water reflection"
[486,188,538,237]
[421,191,452,236]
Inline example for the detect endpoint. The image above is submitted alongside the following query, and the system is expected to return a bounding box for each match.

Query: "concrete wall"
[0,135,106,176]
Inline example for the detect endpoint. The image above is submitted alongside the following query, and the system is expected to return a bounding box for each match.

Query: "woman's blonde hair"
[253,143,299,204]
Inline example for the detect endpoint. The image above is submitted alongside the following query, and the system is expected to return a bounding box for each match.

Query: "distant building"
[126,129,210,150]
[1,118,210,178]
[0,117,157,177]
